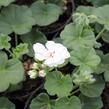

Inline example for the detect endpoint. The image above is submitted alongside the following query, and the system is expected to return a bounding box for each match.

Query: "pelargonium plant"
[0,0,109,109]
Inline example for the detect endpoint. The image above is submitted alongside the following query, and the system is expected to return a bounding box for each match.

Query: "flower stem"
[7,49,13,57]
[70,88,80,96]
[96,27,105,40]
[72,85,79,90]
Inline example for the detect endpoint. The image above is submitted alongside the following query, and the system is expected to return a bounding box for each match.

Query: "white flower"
[28,70,37,79]
[39,70,46,77]
[33,41,70,67]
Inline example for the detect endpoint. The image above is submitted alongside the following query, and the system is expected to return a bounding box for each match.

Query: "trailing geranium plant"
[0,0,109,109]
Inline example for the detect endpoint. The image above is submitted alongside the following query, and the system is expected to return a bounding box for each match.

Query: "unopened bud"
[39,70,46,77]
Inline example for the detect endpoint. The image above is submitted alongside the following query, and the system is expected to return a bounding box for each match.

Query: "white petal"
[33,43,48,61]
[54,43,70,59]
[44,56,65,67]
[45,41,56,52]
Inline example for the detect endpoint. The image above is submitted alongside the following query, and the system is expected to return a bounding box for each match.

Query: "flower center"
[47,51,55,58]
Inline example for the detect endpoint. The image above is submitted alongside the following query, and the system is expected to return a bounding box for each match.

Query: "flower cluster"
[28,41,70,79]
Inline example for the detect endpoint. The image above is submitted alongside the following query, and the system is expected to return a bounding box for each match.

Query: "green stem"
[72,85,79,91]
[7,49,13,57]
[70,88,80,96]
[96,27,105,40]
[72,67,79,74]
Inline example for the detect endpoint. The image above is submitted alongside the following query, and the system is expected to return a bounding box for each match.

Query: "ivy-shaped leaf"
[0,4,35,35]
[54,96,81,109]
[0,97,15,109]
[21,29,47,56]
[70,47,100,72]
[30,93,55,109]
[0,34,11,50]
[45,71,73,97]
[80,76,105,97]
[0,51,25,92]
[0,0,15,6]
[60,23,96,50]
[79,94,103,109]
[94,5,109,30]
[12,43,29,59]
[30,1,62,26]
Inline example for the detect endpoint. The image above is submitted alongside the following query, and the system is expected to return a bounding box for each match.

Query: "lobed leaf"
[0,4,35,35]
[54,96,81,109]
[30,1,62,26]
[60,23,96,50]
[70,47,100,72]
[45,71,73,97]
[80,76,105,97]
[0,51,25,92]
[79,94,103,109]
[30,93,55,109]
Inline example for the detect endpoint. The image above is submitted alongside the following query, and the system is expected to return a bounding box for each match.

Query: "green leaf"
[79,94,103,109]
[30,1,62,26]
[12,43,29,59]
[54,96,81,109]
[87,0,109,7]
[80,76,105,97]
[60,23,96,50]
[70,47,100,72]
[76,6,95,16]
[0,52,25,92]
[30,93,55,109]
[94,5,109,30]
[48,0,64,6]
[45,71,73,97]
[0,34,11,50]
[0,0,15,6]
[0,4,35,35]
[0,97,15,109]
[95,52,109,81]
[102,31,109,43]
[0,51,8,69]
[101,53,109,81]
[21,29,47,56]
[94,51,107,74]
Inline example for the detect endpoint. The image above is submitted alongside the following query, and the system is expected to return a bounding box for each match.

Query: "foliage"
[0,34,11,50]
[0,0,15,6]
[79,94,103,109]
[30,1,62,26]
[0,0,109,109]
[87,0,109,7]
[0,51,25,92]
[30,93,55,109]
[45,71,72,97]
[12,43,29,59]
[0,97,15,109]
